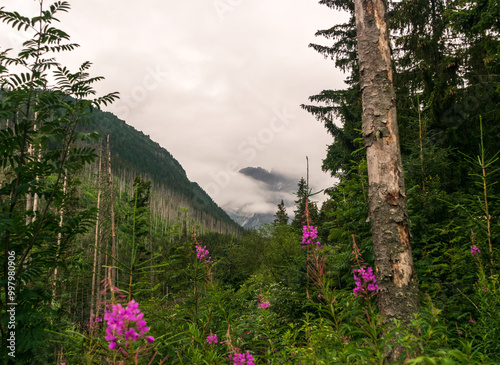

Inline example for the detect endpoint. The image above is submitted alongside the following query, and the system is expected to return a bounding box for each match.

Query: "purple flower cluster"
[86,313,102,330]
[258,301,270,309]
[353,266,378,296]
[104,300,154,350]
[229,351,255,365]
[206,334,218,344]
[196,245,212,263]
[471,245,481,256]
[302,225,323,249]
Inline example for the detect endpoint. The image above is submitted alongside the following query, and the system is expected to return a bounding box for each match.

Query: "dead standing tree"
[354,0,419,328]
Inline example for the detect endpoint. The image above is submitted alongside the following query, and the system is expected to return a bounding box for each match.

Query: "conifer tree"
[301,6,362,176]
[273,200,289,226]
[292,178,319,231]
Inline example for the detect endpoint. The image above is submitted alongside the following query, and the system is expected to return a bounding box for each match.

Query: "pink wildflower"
[258,301,270,309]
[206,334,218,344]
[104,299,154,350]
[196,245,212,263]
[302,225,323,249]
[229,351,255,365]
[353,266,378,296]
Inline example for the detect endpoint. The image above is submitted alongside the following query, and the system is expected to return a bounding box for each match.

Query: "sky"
[1,0,349,217]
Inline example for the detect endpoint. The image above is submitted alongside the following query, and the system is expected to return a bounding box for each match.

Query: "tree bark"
[107,134,117,284]
[52,171,68,307]
[90,143,103,317]
[354,0,419,325]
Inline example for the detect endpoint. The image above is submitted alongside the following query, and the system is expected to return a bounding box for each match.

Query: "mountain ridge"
[84,109,243,235]
[224,167,298,228]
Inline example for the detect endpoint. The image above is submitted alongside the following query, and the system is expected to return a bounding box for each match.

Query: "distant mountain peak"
[239,167,273,184]
[228,167,298,228]
[239,167,296,191]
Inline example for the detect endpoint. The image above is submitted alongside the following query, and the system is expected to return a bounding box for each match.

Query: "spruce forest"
[1,0,499,364]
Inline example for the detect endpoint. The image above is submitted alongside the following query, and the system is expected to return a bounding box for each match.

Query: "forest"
[0,0,499,364]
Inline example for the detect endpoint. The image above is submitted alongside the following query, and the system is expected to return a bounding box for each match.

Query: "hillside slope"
[84,109,243,235]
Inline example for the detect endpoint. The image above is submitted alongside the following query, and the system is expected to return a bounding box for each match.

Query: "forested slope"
[82,109,242,235]
[2,1,500,364]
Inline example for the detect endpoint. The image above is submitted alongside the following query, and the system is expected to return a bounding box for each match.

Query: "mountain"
[239,167,297,192]
[83,109,243,235]
[225,208,276,229]
[227,167,298,228]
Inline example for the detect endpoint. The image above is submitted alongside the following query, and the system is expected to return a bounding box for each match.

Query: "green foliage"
[272,199,289,226]
[78,110,242,235]
[1,0,500,363]
[291,177,320,231]
[0,1,118,362]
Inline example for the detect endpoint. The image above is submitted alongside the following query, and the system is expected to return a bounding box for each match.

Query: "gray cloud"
[1,0,347,217]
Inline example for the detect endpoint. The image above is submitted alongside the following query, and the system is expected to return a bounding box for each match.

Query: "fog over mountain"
[226,166,324,228]
[239,167,297,191]
[0,0,343,223]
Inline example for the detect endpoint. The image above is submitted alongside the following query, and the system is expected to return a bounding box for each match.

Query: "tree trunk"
[90,143,102,317]
[107,135,117,284]
[52,171,68,307]
[25,118,38,225]
[354,0,419,326]
[149,198,154,293]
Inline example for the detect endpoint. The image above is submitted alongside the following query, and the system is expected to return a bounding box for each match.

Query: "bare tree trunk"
[149,198,154,293]
[418,102,426,196]
[354,0,419,329]
[32,120,39,219]
[26,118,38,225]
[52,172,68,307]
[107,135,117,284]
[25,191,32,225]
[90,143,103,317]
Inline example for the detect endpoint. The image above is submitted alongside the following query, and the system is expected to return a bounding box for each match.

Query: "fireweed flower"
[196,245,212,263]
[229,351,255,365]
[104,299,154,350]
[257,293,270,309]
[302,225,323,248]
[206,334,218,344]
[471,245,481,256]
[353,266,378,296]
[258,301,270,309]
[86,313,102,332]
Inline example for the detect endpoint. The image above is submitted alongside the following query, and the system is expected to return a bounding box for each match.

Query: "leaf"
[0,10,32,31]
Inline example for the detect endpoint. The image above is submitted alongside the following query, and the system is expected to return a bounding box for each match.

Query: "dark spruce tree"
[273,199,289,226]
[291,178,319,231]
[301,1,362,176]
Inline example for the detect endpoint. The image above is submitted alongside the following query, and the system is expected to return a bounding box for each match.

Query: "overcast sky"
[1,0,349,217]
